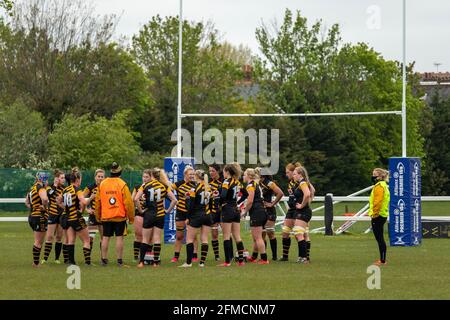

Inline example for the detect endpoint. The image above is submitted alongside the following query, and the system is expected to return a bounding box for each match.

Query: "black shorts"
[65,217,87,232]
[175,210,188,222]
[211,212,221,224]
[221,206,240,223]
[135,209,144,218]
[285,208,296,220]
[189,213,213,228]
[265,207,277,222]
[28,215,47,232]
[47,214,61,225]
[60,214,68,230]
[295,208,312,223]
[88,214,102,226]
[249,205,267,227]
[143,210,165,229]
[102,221,127,237]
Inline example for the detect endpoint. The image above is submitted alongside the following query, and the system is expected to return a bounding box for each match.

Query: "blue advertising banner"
[389,157,422,246]
[163,157,195,244]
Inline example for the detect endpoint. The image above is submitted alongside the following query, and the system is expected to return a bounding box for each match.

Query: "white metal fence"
[2,195,450,223]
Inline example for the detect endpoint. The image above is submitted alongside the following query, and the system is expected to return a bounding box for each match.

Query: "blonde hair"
[151,168,171,188]
[373,168,389,182]
[286,162,302,172]
[295,166,315,202]
[255,167,273,179]
[94,169,105,177]
[143,169,152,176]
[223,162,242,180]
[195,169,206,180]
[183,166,194,178]
[294,166,310,183]
[197,170,211,193]
[244,168,258,181]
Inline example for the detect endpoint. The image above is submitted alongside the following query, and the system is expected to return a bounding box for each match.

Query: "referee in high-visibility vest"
[368,168,390,266]
[96,162,134,266]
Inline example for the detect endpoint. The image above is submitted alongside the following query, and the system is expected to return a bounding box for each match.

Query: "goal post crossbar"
[181,111,402,118]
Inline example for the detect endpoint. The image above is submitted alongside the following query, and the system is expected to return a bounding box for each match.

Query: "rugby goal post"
[175,1,409,157]
[173,1,411,236]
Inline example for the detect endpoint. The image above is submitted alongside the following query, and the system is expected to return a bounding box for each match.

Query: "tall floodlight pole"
[402,0,407,157]
[177,0,183,157]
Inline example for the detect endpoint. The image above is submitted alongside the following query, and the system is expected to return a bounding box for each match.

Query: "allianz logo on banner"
[393,199,405,234]
[412,162,420,197]
[412,199,420,233]
[167,163,194,184]
[393,163,405,197]
[169,163,180,183]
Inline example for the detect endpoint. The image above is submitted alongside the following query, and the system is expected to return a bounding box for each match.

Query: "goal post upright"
[176,0,183,158]
[402,0,407,158]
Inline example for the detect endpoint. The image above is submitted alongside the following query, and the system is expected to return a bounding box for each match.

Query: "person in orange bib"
[95,162,134,266]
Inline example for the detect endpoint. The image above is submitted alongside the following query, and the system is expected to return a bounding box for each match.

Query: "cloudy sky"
[93,0,450,72]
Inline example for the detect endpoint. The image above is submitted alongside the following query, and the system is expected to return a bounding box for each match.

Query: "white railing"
[3,195,450,205]
[2,196,450,225]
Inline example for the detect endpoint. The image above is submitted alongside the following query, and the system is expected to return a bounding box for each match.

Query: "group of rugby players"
[27,168,104,267]
[26,162,314,267]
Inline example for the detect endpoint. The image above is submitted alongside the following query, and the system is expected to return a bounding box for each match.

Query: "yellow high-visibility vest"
[369,180,390,218]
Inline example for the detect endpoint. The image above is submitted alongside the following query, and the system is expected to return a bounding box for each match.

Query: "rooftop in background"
[419,72,450,84]
[235,66,450,105]
[235,65,260,101]
[417,72,450,105]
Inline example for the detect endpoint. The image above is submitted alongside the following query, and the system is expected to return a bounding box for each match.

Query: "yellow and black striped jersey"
[220,178,242,206]
[245,181,264,205]
[28,182,47,217]
[288,179,299,191]
[139,180,169,217]
[293,179,311,210]
[171,180,196,213]
[208,178,222,214]
[47,184,64,216]
[62,184,83,221]
[187,182,210,215]
[83,184,98,212]
[259,176,280,203]
[133,184,146,212]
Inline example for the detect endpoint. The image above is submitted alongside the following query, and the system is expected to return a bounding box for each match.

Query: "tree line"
[0,0,448,195]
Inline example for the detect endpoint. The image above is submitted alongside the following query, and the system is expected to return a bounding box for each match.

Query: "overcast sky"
[93,0,450,72]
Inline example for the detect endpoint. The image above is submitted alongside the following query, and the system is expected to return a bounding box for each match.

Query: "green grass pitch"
[1,213,449,300]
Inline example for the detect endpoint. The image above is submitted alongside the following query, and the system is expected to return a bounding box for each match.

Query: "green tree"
[64,43,151,123]
[131,15,243,153]
[0,0,150,127]
[0,0,13,16]
[48,111,142,170]
[0,101,49,168]
[422,93,450,195]
[255,9,426,194]
[217,42,255,66]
